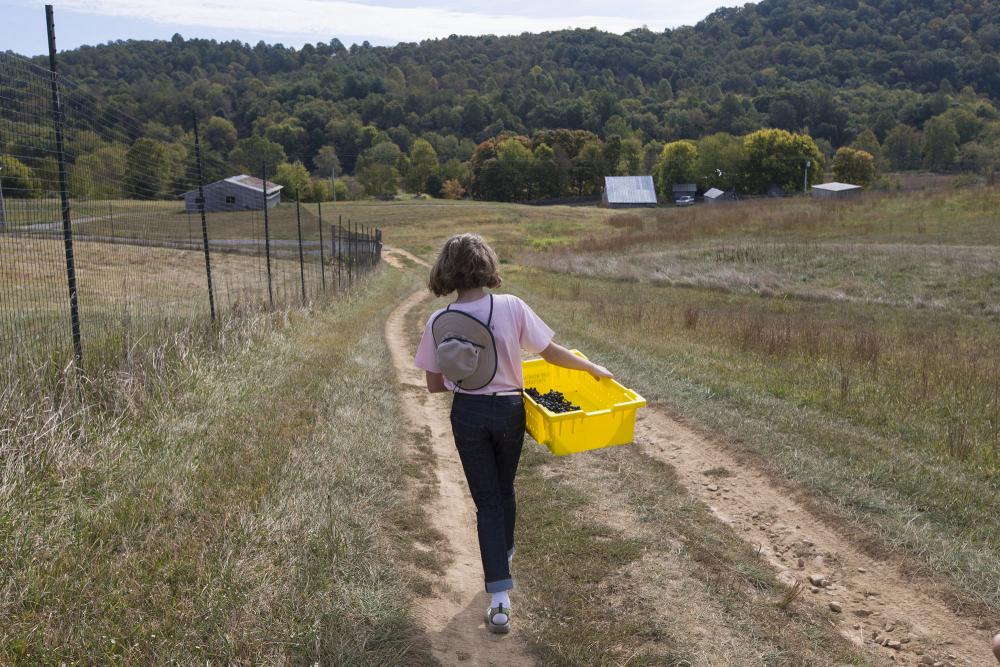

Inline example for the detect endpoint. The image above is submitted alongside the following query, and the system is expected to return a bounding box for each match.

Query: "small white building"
[602,175,658,208]
[704,187,733,204]
[812,182,862,199]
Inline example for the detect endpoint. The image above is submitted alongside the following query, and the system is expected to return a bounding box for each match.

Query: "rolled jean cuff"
[485,577,513,594]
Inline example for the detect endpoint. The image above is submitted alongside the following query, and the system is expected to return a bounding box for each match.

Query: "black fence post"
[295,191,306,305]
[317,201,326,292]
[191,111,216,322]
[348,219,353,289]
[337,217,342,291]
[376,228,382,264]
[46,5,83,364]
[261,161,274,308]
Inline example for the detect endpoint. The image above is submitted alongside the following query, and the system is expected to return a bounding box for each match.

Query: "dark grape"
[525,387,580,413]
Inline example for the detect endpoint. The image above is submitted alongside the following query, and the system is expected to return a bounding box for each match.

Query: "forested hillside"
[8,0,1000,200]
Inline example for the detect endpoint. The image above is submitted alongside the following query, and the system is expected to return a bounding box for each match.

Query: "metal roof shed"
[602,176,658,208]
[181,174,284,213]
[704,187,732,204]
[812,182,862,199]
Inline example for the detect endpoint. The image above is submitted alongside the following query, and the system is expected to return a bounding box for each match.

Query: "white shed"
[812,182,862,199]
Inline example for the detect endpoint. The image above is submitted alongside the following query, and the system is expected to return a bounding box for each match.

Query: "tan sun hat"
[431,295,497,391]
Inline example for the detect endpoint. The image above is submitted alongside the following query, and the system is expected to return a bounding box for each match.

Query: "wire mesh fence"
[0,32,381,376]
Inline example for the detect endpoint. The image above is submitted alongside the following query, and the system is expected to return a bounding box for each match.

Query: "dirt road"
[384,251,536,666]
[384,247,990,666]
[635,409,990,666]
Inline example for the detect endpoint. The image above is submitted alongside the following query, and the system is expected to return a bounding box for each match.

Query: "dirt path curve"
[636,409,991,667]
[384,259,535,666]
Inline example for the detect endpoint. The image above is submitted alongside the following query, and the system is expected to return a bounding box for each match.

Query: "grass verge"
[0,266,435,665]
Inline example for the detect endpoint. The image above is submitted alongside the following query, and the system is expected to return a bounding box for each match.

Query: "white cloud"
[51,0,713,43]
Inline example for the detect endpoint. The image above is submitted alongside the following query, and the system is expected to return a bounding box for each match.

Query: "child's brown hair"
[428,233,502,297]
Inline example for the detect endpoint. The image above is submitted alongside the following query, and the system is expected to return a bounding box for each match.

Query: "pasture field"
[503,188,1000,623]
[0,234,320,370]
[3,186,998,665]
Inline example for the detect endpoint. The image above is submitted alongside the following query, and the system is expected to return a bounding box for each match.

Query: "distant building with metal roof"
[812,182,862,199]
[181,174,283,213]
[704,187,733,204]
[602,175,658,208]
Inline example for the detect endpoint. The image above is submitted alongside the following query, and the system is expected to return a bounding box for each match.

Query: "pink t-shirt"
[414,293,555,394]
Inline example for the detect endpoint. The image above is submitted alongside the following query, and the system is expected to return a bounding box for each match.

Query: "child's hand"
[588,363,614,381]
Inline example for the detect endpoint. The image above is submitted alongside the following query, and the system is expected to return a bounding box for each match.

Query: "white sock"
[490,591,510,623]
[508,552,513,568]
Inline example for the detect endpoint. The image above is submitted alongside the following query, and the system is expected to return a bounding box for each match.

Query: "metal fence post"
[376,228,382,263]
[295,191,306,304]
[317,201,326,292]
[337,217,342,291]
[46,5,83,364]
[191,111,216,322]
[261,161,274,308]
[348,219,353,289]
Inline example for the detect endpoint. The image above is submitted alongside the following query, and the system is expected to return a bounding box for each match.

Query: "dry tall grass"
[1,268,435,664]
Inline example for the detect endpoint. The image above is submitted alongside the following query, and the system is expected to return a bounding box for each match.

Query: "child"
[414,233,612,634]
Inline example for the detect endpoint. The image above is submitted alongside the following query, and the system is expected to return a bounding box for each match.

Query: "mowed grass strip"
[0,267,435,665]
[506,266,1000,623]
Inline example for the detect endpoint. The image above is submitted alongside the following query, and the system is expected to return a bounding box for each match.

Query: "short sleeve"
[414,316,441,373]
[513,297,555,354]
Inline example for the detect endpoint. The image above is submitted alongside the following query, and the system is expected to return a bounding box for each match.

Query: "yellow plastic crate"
[522,350,646,456]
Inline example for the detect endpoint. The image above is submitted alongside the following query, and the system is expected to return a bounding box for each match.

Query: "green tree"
[695,133,744,190]
[617,137,643,175]
[0,155,42,198]
[571,141,606,196]
[274,161,312,199]
[203,116,238,153]
[831,147,876,187]
[531,143,563,198]
[70,147,125,198]
[314,145,341,177]
[882,124,923,170]
[404,139,440,193]
[229,136,287,177]
[356,141,402,196]
[125,138,169,199]
[654,140,698,197]
[851,129,881,160]
[922,115,959,171]
[742,128,823,194]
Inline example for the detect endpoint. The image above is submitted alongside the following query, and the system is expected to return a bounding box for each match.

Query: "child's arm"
[425,371,448,393]
[539,342,614,381]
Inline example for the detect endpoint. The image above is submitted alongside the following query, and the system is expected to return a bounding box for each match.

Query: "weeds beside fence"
[0,36,381,378]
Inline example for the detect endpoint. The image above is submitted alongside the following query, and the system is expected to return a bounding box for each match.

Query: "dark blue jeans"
[449,393,525,593]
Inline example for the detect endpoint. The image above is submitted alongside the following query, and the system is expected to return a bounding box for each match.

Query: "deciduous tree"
[831,147,876,188]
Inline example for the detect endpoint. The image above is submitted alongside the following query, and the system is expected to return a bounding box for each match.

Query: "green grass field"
[3,186,998,663]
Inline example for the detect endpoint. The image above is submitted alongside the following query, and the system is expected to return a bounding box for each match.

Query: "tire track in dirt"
[635,409,991,667]
[385,281,535,667]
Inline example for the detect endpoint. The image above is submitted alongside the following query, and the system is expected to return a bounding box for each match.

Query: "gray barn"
[182,175,283,213]
[602,176,657,208]
[812,182,862,199]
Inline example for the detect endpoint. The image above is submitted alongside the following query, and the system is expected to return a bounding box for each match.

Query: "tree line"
[4,0,999,202]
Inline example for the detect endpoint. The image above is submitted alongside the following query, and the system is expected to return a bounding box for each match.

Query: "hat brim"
[431,310,497,391]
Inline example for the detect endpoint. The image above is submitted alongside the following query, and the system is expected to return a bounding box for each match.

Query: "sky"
[0,0,731,56]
